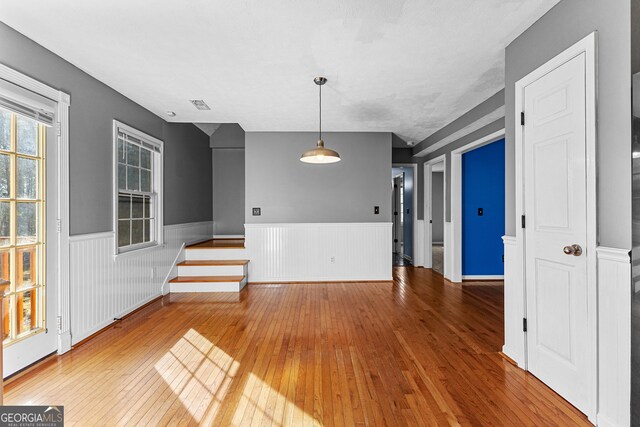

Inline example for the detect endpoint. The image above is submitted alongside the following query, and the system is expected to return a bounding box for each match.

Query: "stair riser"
[177,265,247,277]
[170,278,247,293]
[186,248,247,260]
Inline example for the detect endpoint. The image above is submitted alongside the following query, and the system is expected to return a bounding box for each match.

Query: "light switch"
[374,206,380,214]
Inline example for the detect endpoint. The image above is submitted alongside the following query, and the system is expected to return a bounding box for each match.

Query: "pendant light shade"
[300,139,341,163]
[301,77,340,164]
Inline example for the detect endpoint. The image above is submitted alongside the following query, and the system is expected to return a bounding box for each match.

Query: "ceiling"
[0,0,560,142]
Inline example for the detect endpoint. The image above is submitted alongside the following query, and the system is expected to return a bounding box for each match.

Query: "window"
[0,108,46,344]
[113,121,163,254]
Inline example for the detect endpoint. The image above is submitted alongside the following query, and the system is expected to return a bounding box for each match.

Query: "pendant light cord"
[319,83,322,141]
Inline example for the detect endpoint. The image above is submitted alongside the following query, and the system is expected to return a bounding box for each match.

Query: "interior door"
[523,52,589,413]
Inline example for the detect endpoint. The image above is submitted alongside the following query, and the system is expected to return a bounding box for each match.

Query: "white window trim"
[0,63,72,356]
[112,120,164,257]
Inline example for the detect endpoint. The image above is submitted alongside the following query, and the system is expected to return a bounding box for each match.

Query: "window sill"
[113,242,164,260]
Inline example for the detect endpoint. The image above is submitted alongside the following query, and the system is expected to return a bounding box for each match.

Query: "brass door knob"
[563,244,583,256]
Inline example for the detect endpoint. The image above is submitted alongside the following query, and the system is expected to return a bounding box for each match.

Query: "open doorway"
[450,131,505,282]
[430,162,445,275]
[424,155,447,276]
[391,165,416,266]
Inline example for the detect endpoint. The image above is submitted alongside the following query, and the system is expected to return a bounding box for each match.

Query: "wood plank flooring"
[4,266,589,426]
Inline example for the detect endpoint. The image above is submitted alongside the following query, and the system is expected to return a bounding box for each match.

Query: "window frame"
[112,120,163,256]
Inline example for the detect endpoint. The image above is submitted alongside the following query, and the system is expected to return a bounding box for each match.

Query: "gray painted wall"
[505,0,631,248]
[213,149,245,234]
[424,118,505,222]
[392,148,416,164]
[246,132,392,223]
[432,172,444,243]
[413,90,505,155]
[0,22,213,234]
[163,123,213,225]
[211,123,245,234]
[211,123,245,148]
[414,90,506,222]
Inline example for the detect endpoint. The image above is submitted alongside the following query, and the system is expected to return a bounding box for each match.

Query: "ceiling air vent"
[189,100,211,110]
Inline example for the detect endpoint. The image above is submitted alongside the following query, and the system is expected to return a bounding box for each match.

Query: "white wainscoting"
[443,221,452,280]
[502,235,525,367]
[245,223,392,282]
[596,247,631,427]
[415,219,425,267]
[69,221,213,344]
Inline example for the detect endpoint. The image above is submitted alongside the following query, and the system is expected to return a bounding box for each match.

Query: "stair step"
[187,239,245,250]
[170,275,245,283]
[177,260,249,266]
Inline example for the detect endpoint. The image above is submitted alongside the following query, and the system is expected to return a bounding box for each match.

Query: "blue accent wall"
[392,166,413,260]
[462,139,505,276]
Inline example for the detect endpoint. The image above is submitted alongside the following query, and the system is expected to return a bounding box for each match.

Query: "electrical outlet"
[252,207,261,216]
[330,256,336,264]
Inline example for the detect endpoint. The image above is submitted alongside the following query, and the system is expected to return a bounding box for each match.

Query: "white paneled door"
[523,52,589,413]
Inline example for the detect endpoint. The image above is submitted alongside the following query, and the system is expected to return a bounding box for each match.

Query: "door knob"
[563,244,583,256]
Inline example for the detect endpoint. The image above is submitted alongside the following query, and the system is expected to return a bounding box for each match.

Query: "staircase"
[169,237,248,292]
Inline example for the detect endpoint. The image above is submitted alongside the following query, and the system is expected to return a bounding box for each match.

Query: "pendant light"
[300,77,341,164]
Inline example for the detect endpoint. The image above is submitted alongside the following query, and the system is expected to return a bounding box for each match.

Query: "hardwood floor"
[4,267,589,426]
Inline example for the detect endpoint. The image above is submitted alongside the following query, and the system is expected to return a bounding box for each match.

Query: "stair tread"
[187,239,245,249]
[170,275,246,283]
[178,260,249,266]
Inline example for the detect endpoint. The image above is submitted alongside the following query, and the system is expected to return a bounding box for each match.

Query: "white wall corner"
[596,246,631,427]
[502,235,525,367]
[415,220,425,267]
[443,222,452,280]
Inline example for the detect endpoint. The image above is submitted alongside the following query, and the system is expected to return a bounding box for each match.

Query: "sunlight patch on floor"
[155,328,321,425]
[231,372,321,426]
[155,328,239,423]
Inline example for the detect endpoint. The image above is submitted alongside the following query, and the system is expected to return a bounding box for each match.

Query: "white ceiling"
[0,0,559,142]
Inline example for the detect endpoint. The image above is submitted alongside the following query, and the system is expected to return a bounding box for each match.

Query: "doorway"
[430,162,445,275]
[0,64,71,377]
[424,156,447,275]
[391,165,416,266]
[461,139,505,280]
[514,33,597,419]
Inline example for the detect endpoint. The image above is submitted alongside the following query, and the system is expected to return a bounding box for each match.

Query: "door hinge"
[56,219,62,233]
[521,215,526,229]
[523,318,528,332]
[56,122,62,136]
[520,112,525,126]
[57,316,62,333]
